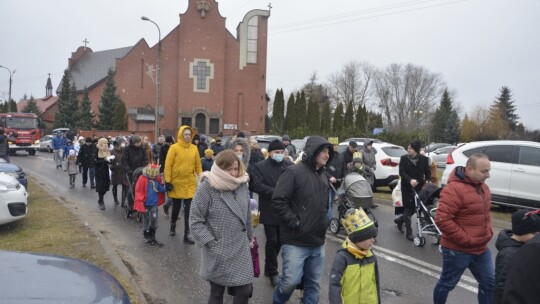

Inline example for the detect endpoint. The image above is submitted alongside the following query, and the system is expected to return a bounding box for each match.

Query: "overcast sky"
[1,0,539,130]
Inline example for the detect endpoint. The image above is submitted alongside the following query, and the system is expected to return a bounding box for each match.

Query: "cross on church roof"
[192,61,211,90]
[83,38,89,49]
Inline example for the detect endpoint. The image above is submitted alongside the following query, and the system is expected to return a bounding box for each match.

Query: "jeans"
[82,165,95,187]
[53,149,63,167]
[143,205,158,231]
[433,247,495,304]
[273,244,325,304]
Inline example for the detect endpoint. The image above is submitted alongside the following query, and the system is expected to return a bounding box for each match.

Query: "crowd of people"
[44,129,539,304]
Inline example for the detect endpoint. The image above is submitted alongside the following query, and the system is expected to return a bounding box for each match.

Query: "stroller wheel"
[329,218,341,235]
[431,235,440,245]
[413,236,426,247]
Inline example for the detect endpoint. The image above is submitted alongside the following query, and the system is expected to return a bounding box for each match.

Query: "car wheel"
[28,150,36,156]
[48,145,53,153]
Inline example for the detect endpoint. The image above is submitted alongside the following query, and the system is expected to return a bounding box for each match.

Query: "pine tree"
[343,101,354,138]
[431,89,460,144]
[112,99,128,130]
[320,101,332,136]
[307,98,320,134]
[76,87,95,130]
[332,102,344,137]
[271,89,285,133]
[355,104,367,136]
[98,68,119,130]
[54,70,72,128]
[65,83,79,130]
[22,96,42,115]
[490,86,519,131]
[295,91,307,129]
[284,93,296,132]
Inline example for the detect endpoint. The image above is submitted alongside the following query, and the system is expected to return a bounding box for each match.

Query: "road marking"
[327,234,479,294]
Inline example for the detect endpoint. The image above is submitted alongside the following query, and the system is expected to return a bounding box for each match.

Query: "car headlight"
[0,174,21,192]
[34,140,40,144]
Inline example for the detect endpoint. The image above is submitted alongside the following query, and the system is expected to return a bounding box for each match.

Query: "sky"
[1,0,539,130]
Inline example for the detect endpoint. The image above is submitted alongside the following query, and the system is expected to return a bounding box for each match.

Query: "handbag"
[392,181,403,207]
[250,236,260,278]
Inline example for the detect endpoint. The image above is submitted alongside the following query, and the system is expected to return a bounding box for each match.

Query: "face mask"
[120,143,126,148]
[237,154,243,161]
[272,154,284,163]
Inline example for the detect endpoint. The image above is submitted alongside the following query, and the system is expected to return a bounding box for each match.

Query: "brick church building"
[64,0,270,137]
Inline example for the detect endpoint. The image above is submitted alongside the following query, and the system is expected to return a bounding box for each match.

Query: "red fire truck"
[0,112,41,156]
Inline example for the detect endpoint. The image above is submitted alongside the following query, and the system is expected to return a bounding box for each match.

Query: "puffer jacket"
[122,144,148,173]
[493,230,524,304]
[435,166,493,254]
[164,126,202,199]
[272,136,333,247]
[77,143,97,166]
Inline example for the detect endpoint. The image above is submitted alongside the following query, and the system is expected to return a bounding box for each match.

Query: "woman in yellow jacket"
[164,126,202,243]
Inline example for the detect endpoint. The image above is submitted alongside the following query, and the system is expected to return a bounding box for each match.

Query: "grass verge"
[0,176,141,303]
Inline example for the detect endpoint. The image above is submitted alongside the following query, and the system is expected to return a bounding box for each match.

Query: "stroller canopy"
[339,173,373,209]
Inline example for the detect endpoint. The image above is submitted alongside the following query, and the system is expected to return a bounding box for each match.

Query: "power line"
[270,0,469,35]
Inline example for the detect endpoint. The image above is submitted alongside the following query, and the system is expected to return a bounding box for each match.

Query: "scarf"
[407,154,419,166]
[344,237,372,260]
[201,163,249,191]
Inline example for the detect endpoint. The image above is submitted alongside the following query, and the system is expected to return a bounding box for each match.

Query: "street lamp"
[141,16,162,142]
[0,65,16,113]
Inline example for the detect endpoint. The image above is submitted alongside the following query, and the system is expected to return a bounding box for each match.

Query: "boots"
[403,213,414,241]
[183,200,194,244]
[170,223,176,236]
[406,227,414,241]
[143,229,151,243]
[394,216,404,233]
[121,187,127,208]
[148,227,163,247]
[112,187,119,205]
[183,232,195,244]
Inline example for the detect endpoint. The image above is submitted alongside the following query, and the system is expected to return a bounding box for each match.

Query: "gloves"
[106,155,115,161]
[165,183,173,191]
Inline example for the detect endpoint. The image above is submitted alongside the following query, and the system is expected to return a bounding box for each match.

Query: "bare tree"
[373,63,445,131]
[328,61,375,108]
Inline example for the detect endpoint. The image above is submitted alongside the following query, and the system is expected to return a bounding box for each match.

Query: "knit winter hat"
[282,135,291,141]
[341,208,378,243]
[237,131,245,138]
[410,140,422,154]
[165,135,174,143]
[143,163,161,179]
[204,148,214,158]
[512,209,540,236]
[268,139,285,152]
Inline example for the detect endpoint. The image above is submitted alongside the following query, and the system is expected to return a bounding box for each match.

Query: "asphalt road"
[12,151,510,304]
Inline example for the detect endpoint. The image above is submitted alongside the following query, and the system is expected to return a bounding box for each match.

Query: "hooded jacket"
[362,138,376,171]
[227,137,251,169]
[272,136,333,247]
[164,126,202,199]
[435,166,493,255]
[494,230,524,304]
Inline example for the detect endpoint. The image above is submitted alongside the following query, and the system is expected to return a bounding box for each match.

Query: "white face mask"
[271,154,284,163]
[120,143,126,148]
[237,154,243,161]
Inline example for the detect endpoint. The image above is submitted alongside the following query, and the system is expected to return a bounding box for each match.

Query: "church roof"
[60,46,133,93]
[17,95,59,113]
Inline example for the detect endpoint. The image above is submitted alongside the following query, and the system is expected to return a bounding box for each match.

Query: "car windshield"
[381,146,407,157]
[6,117,38,129]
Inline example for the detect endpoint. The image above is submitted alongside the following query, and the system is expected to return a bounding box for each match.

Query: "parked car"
[291,139,306,154]
[0,251,130,303]
[338,141,407,189]
[39,134,54,152]
[424,142,452,154]
[441,140,540,209]
[427,145,457,168]
[0,173,27,225]
[0,159,27,189]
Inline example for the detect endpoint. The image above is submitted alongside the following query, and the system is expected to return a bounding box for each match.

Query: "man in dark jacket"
[493,209,540,304]
[210,137,225,155]
[397,140,431,240]
[341,140,358,175]
[502,228,540,304]
[77,137,97,188]
[326,141,344,219]
[0,128,11,163]
[151,135,165,163]
[250,139,293,287]
[271,136,333,304]
[122,135,148,215]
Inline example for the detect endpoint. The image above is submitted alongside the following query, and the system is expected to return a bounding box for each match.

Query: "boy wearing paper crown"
[134,163,167,247]
[329,208,380,304]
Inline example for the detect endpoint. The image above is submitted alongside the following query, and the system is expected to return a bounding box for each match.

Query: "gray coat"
[189,179,254,287]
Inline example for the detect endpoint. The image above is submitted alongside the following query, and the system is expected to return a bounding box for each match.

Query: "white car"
[39,135,54,152]
[0,173,28,225]
[339,141,407,189]
[441,140,540,209]
[427,145,457,168]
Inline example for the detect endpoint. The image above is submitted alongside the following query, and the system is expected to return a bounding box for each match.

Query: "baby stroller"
[125,167,145,222]
[412,183,442,247]
[329,172,378,235]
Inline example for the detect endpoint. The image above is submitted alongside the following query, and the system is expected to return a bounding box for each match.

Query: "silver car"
[39,135,54,152]
[428,145,457,168]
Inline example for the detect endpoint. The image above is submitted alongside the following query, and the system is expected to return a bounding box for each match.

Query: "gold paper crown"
[144,163,161,179]
[340,208,375,235]
[352,151,362,159]
[328,137,339,145]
